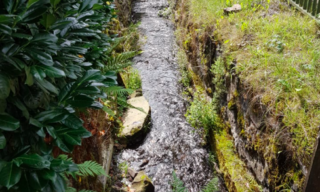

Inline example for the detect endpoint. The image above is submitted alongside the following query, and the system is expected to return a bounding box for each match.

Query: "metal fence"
[290,0,320,21]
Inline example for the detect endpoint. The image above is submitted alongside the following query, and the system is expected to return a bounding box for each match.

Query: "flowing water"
[117,0,214,191]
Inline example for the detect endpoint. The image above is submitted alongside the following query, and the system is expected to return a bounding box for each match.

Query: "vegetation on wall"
[185,93,217,138]
[0,0,132,191]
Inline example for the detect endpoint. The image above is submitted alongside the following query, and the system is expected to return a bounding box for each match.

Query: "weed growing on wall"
[185,93,218,137]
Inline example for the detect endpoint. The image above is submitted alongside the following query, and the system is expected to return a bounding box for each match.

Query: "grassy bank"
[174,0,320,190]
[189,0,320,167]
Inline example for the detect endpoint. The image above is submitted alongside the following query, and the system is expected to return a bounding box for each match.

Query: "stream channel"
[117,0,214,191]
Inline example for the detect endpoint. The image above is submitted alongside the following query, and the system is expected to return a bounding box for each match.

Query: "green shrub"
[0,0,126,191]
[185,93,218,136]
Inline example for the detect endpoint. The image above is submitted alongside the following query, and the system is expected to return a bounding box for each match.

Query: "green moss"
[213,129,262,192]
[227,99,236,110]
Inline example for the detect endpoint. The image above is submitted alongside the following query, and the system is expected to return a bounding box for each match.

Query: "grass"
[188,0,320,167]
[122,67,142,90]
[177,48,191,87]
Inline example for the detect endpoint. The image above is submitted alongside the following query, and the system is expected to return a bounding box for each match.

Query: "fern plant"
[171,171,188,192]
[201,178,219,192]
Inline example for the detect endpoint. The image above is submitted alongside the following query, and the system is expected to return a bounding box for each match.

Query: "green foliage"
[0,0,123,191]
[76,160,107,177]
[118,161,129,175]
[201,178,219,192]
[210,57,228,102]
[121,22,141,52]
[123,67,142,90]
[171,171,187,192]
[185,93,218,136]
[177,49,191,87]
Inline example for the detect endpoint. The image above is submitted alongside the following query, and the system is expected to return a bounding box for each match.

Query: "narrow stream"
[118,0,214,191]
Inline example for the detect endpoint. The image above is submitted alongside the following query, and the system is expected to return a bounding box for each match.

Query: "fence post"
[304,133,320,192]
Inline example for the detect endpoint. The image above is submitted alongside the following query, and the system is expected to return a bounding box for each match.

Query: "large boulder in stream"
[131,171,155,192]
[119,96,150,146]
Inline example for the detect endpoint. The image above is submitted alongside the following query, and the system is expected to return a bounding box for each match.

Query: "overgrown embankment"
[171,0,320,191]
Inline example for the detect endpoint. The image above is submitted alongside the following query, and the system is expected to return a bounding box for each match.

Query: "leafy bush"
[0,0,126,191]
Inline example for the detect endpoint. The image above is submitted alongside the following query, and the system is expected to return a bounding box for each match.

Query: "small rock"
[119,96,150,138]
[224,4,241,14]
[128,168,138,179]
[131,171,155,192]
[139,159,149,167]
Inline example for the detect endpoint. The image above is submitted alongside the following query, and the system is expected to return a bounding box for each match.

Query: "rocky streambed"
[114,0,215,191]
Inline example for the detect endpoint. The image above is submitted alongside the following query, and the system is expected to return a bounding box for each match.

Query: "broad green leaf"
[15,154,50,169]
[40,13,56,29]
[0,162,22,189]
[31,33,58,45]
[37,65,65,78]
[0,74,10,99]
[63,134,81,145]
[29,118,43,128]
[93,4,104,10]
[27,0,41,8]
[79,0,98,13]
[61,114,83,129]
[46,126,57,139]
[0,24,12,35]
[0,15,15,24]
[9,97,30,119]
[36,127,46,137]
[50,0,61,8]
[19,172,36,192]
[12,33,32,40]
[19,171,49,191]
[3,0,14,13]
[26,49,53,66]
[35,109,68,123]
[76,86,100,95]
[36,79,58,95]
[50,18,74,32]
[11,146,31,159]
[31,65,46,80]
[58,82,74,103]
[78,69,104,83]
[39,168,57,182]
[51,174,66,192]
[0,113,20,131]
[25,67,34,86]
[22,5,48,22]
[66,94,94,108]
[54,137,71,152]
[0,132,6,149]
